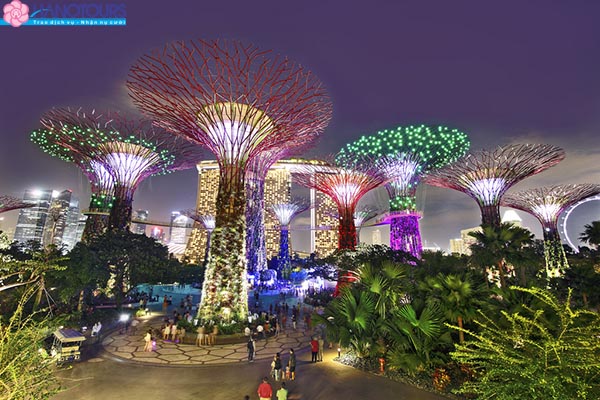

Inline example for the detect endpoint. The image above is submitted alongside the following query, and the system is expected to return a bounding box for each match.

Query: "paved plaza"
[101,312,312,366]
[51,288,446,399]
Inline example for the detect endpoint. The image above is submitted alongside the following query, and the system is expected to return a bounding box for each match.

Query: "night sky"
[2,0,600,250]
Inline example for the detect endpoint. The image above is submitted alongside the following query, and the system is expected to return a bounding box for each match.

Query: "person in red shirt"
[257,377,273,400]
[310,337,319,363]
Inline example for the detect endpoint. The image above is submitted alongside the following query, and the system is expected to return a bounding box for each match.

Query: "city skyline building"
[13,189,82,250]
[169,211,190,245]
[14,189,53,246]
[132,209,149,235]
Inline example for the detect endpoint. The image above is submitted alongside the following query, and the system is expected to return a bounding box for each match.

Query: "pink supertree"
[502,184,600,277]
[293,162,386,250]
[128,39,332,322]
[35,107,201,233]
[294,162,385,293]
[424,144,565,227]
[0,195,33,214]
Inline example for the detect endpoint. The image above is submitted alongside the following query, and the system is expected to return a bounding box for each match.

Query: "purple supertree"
[36,107,201,232]
[128,39,332,322]
[182,210,215,267]
[270,200,309,279]
[0,196,33,214]
[502,184,600,277]
[336,125,470,258]
[424,144,565,227]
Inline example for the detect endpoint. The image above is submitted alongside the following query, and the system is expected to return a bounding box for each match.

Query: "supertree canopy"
[0,195,33,214]
[336,125,470,258]
[34,107,200,233]
[182,210,215,267]
[270,200,309,279]
[354,205,378,229]
[128,39,332,323]
[502,184,600,278]
[424,144,565,227]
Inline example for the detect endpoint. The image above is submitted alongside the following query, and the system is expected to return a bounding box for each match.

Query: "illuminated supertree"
[353,205,378,242]
[0,196,33,214]
[35,107,200,233]
[270,200,309,279]
[502,184,600,277]
[424,144,565,227]
[336,125,470,258]
[32,110,115,240]
[182,210,216,267]
[128,39,332,322]
[293,162,385,250]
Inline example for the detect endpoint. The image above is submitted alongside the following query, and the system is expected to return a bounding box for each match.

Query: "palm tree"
[384,300,452,374]
[421,273,481,343]
[469,223,535,287]
[579,221,600,249]
[357,260,407,317]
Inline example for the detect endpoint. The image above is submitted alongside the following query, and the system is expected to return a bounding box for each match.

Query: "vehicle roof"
[53,328,86,342]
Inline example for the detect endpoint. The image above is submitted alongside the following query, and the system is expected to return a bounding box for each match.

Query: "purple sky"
[1,0,600,250]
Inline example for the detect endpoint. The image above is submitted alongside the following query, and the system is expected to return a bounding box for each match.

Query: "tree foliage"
[450,286,600,399]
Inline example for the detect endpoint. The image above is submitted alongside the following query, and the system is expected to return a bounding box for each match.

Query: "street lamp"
[119,313,130,334]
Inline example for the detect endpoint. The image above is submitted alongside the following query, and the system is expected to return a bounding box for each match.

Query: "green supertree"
[336,125,470,258]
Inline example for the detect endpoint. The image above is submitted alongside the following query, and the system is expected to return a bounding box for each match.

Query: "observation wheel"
[558,193,600,252]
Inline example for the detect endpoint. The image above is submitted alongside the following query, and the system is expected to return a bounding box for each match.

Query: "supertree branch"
[128,39,332,323]
[502,184,600,277]
[270,200,309,279]
[336,125,470,258]
[35,107,201,233]
[182,210,215,267]
[293,163,385,251]
[0,196,33,214]
[424,144,565,227]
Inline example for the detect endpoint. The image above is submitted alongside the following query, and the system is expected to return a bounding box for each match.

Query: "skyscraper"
[14,189,53,246]
[14,189,77,249]
[132,210,149,235]
[169,211,190,245]
[61,196,85,251]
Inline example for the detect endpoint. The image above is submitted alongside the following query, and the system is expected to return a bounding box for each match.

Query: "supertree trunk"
[338,207,357,250]
[198,164,248,323]
[278,227,291,279]
[390,214,422,259]
[245,177,267,274]
[81,196,111,242]
[542,225,568,278]
[480,204,501,227]
[203,230,212,268]
[109,186,133,231]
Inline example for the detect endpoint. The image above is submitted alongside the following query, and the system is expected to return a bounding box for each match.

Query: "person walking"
[318,336,324,361]
[276,382,288,400]
[310,337,319,363]
[287,348,296,380]
[273,352,282,381]
[257,377,273,400]
[247,337,255,362]
[143,329,153,352]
